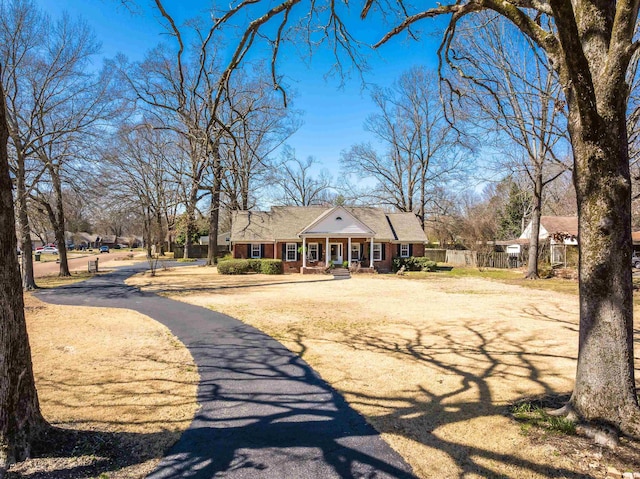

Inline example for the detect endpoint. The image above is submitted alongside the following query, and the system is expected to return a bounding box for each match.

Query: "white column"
[302,237,307,268]
[369,237,374,268]
[348,237,352,264]
[326,237,330,267]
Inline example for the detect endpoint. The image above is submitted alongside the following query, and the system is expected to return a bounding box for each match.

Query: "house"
[199,232,231,251]
[230,205,428,273]
[519,216,578,265]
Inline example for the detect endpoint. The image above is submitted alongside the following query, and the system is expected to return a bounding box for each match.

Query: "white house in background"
[198,232,231,251]
[520,216,578,264]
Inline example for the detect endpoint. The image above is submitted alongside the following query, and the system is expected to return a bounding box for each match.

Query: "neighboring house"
[199,232,231,251]
[519,216,578,265]
[230,205,428,273]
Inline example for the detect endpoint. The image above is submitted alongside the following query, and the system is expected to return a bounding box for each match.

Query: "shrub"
[218,258,283,275]
[342,260,349,268]
[248,259,262,273]
[259,259,283,275]
[392,256,438,272]
[217,259,250,274]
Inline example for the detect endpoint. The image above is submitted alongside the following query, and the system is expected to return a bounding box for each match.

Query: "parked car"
[633,253,640,269]
[41,246,58,255]
[99,245,110,253]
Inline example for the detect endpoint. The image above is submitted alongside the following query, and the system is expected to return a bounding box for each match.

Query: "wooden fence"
[445,250,526,269]
[445,250,477,267]
[423,249,447,262]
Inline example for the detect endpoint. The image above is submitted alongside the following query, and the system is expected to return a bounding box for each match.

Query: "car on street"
[41,246,58,255]
[99,245,110,253]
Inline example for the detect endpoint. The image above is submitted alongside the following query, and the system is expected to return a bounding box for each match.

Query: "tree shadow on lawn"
[282,319,640,478]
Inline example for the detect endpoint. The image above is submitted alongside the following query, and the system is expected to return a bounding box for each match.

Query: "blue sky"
[35,0,445,173]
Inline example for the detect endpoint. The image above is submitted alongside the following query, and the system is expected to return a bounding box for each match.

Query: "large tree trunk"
[525,167,543,279]
[566,83,640,434]
[0,78,45,472]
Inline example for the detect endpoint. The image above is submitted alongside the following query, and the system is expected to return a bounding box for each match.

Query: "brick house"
[230,205,428,273]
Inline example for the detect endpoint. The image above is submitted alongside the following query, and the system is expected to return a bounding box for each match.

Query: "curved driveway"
[35,263,416,479]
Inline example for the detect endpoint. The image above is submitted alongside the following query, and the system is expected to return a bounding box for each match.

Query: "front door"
[330,243,343,264]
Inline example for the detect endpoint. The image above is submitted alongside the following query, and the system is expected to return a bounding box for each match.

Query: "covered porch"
[299,236,376,274]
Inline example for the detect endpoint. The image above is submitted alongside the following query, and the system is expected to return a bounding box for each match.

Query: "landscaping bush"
[248,259,262,273]
[259,259,283,275]
[392,256,438,272]
[218,258,283,275]
[217,259,250,274]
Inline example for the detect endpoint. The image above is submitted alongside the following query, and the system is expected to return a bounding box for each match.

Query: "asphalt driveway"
[35,263,416,479]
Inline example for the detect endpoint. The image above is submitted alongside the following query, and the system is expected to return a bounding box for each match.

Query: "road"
[29,251,135,278]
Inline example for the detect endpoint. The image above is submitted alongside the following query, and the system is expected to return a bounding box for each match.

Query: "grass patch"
[407,267,580,296]
[177,258,198,263]
[512,401,576,436]
[36,271,97,288]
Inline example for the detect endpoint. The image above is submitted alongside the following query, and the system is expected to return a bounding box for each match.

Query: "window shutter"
[397,244,400,257]
[382,244,386,260]
[281,243,285,260]
[409,244,413,256]
[260,244,264,258]
[319,243,323,261]
[297,243,302,261]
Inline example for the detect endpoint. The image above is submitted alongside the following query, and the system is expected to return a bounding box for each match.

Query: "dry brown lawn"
[128,266,640,479]
[9,293,199,478]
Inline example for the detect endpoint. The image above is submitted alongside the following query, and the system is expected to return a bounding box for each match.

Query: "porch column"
[326,237,330,267]
[369,237,374,269]
[348,237,352,264]
[302,237,306,269]
[274,241,277,259]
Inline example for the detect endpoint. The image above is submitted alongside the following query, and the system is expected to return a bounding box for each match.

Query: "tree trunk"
[12,138,37,290]
[567,86,640,434]
[16,184,37,290]
[51,169,70,276]
[0,79,46,472]
[155,209,165,256]
[143,206,152,258]
[525,167,543,279]
[183,185,198,260]
[207,148,222,266]
[41,199,70,277]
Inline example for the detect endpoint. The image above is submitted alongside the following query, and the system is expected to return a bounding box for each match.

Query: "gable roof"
[230,206,427,243]
[387,213,430,243]
[540,216,578,236]
[300,206,376,237]
[520,216,578,240]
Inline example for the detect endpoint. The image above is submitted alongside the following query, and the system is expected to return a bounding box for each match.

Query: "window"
[308,243,318,261]
[400,244,410,258]
[373,243,382,261]
[286,243,297,261]
[251,244,261,258]
[351,243,360,260]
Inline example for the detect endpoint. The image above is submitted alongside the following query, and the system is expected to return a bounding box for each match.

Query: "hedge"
[218,258,283,275]
[392,256,438,272]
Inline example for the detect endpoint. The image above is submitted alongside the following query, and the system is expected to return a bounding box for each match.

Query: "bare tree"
[453,14,571,278]
[0,65,45,475]
[341,66,469,227]
[221,73,301,211]
[360,0,640,439]
[2,2,117,278]
[270,147,334,206]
